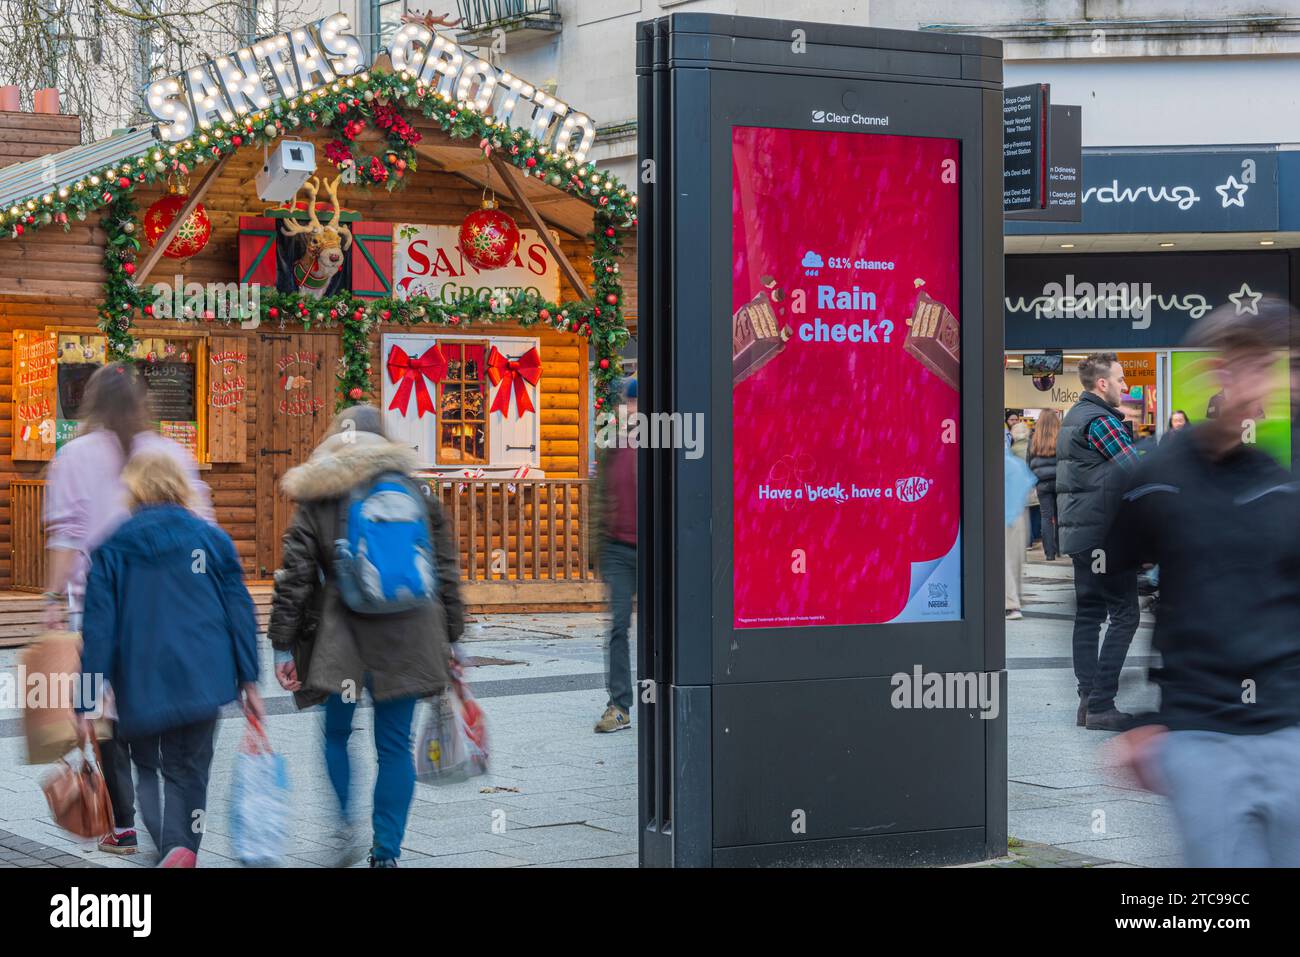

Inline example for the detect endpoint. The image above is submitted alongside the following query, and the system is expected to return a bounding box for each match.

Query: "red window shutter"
[350,221,393,299]
[238,216,278,287]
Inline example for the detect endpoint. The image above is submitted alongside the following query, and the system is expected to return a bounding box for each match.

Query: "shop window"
[132,336,207,462]
[370,0,407,59]
[13,331,208,462]
[55,334,107,448]
[438,340,489,465]
[382,332,541,471]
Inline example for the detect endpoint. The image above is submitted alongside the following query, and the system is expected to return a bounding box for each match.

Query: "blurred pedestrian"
[1162,410,1190,444]
[1029,409,1061,561]
[1108,300,1300,866]
[267,406,463,868]
[1056,353,1141,731]
[594,378,638,732]
[79,452,260,867]
[1004,410,1020,450]
[43,362,212,856]
[1008,420,1030,461]
[1004,447,1037,621]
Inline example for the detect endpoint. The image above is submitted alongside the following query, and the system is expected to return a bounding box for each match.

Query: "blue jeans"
[324,692,417,862]
[601,541,636,712]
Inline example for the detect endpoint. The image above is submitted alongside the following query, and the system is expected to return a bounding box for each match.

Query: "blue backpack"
[333,472,437,615]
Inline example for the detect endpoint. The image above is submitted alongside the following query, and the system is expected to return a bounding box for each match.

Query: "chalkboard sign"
[57,363,100,420]
[140,361,197,422]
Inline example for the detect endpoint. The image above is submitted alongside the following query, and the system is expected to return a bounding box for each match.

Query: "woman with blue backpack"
[268,405,464,867]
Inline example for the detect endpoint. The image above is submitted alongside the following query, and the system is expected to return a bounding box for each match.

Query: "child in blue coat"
[81,451,263,867]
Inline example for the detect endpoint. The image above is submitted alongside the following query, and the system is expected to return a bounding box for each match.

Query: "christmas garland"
[98,194,151,358]
[7,67,636,419]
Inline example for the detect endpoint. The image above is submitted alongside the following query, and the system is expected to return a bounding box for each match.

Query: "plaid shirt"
[1086,413,1140,470]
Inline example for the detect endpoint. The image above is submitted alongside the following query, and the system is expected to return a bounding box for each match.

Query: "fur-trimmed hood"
[280,431,420,502]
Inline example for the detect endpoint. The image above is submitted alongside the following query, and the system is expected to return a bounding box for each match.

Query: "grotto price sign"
[730,126,963,629]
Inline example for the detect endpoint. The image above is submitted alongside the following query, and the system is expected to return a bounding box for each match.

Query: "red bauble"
[605,293,618,305]
[143,192,212,261]
[117,177,130,189]
[605,227,615,237]
[268,307,279,319]
[458,199,520,271]
[142,304,153,316]
[122,262,136,276]
[349,387,364,400]
[538,309,550,321]
[599,358,610,369]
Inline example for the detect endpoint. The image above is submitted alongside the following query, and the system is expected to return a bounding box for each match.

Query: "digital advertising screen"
[731,125,963,628]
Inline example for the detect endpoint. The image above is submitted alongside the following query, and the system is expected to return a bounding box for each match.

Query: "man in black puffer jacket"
[1056,354,1141,731]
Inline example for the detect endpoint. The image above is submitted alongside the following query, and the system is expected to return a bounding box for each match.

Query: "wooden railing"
[10,480,47,591]
[4,477,597,591]
[426,476,598,583]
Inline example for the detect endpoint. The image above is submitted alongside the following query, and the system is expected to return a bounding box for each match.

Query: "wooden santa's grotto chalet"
[0,13,637,611]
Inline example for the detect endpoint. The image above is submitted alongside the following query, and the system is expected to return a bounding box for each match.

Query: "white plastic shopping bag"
[230,715,291,866]
[415,659,489,784]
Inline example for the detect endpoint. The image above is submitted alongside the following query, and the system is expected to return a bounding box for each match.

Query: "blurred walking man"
[594,378,637,733]
[1109,300,1300,866]
[1056,353,1141,730]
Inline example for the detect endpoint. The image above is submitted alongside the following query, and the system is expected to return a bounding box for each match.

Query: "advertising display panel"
[637,12,1005,868]
[730,126,963,627]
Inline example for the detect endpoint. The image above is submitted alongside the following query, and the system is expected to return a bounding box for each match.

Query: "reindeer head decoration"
[283,176,353,298]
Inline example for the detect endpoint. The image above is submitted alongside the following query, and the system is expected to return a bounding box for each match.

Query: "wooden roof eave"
[404,118,597,240]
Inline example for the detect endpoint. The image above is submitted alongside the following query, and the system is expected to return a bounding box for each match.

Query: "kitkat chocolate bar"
[904,289,960,391]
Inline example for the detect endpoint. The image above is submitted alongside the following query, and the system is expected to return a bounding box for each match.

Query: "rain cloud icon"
[801,251,824,275]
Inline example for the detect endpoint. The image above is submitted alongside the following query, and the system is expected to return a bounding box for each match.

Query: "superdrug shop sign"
[143,13,596,162]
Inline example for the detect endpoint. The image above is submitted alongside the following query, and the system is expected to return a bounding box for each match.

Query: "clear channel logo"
[811,109,889,127]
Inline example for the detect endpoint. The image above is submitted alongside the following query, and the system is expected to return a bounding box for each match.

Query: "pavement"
[0,550,1180,868]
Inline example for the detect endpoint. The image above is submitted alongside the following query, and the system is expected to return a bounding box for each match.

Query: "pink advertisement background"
[731,125,962,628]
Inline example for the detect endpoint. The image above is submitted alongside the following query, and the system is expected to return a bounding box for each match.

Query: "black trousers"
[99,727,135,830]
[1070,555,1139,713]
[129,718,218,856]
[1038,492,1059,561]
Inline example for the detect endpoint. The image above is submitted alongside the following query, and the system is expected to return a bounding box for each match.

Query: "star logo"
[1228,282,1262,316]
[1215,175,1249,209]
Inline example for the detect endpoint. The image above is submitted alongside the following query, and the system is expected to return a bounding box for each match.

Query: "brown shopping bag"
[41,728,112,838]
[20,630,111,764]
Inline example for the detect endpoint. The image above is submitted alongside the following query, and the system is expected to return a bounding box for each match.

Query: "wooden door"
[255,331,339,577]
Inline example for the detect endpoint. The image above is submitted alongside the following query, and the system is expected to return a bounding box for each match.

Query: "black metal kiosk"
[636,14,1007,867]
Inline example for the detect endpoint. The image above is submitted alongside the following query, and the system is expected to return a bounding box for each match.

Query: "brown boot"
[1085,708,1134,732]
[594,706,631,733]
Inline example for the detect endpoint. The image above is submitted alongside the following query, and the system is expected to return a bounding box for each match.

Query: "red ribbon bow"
[486,345,542,418]
[387,344,447,418]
